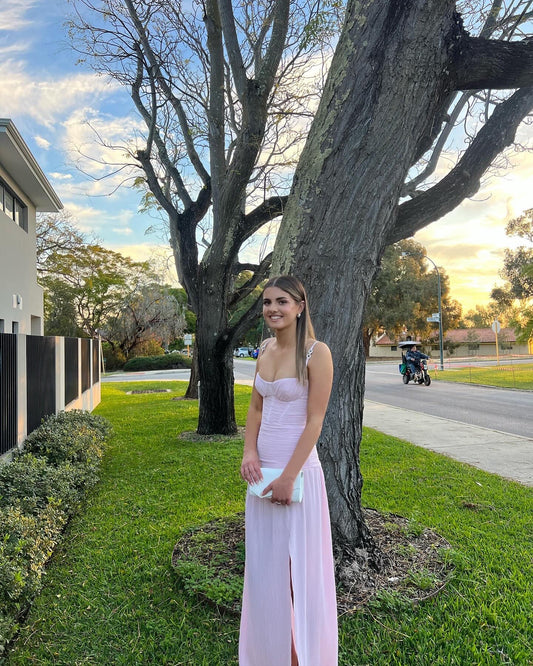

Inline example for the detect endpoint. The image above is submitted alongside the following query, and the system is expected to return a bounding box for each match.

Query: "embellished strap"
[306,341,318,366]
[259,338,271,356]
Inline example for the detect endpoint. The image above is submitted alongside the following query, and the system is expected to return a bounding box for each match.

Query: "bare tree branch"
[228,251,273,309]
[205,0,226,196]
[240,195,288,242]
[219,0,247,101]
[454,35,533,90]
[124,0,210,186]
[390,86,533,243]
[225,291,264,346]
[257,0,291,93]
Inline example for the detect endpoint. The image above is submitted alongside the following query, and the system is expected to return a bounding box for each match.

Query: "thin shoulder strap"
[306,341,318,366]
[259,338,271,356]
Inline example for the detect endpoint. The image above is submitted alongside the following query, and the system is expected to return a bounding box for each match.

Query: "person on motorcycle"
[405,345,429,376]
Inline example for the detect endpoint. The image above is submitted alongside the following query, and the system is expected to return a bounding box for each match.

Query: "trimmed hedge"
[0,410,111,656]
[123,353,192,372]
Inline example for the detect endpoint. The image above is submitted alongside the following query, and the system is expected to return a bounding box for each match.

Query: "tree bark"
[272,0,533,558]
[184,339,199,400]
[195,263,238,434]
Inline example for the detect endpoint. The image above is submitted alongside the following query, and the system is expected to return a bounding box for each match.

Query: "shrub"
[19,410,111,467]
[0,455,97,517]
[0,503,67,654]
[130,338,165,358]
[123,353,191,372]
[0,410,111,654]
[102,342,127,371]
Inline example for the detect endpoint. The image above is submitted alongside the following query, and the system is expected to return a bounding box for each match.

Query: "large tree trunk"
[273,0,459,557]
[196,266,238,435]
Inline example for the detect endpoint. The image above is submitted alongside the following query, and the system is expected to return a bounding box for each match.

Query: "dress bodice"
[254,373,320,469]
[255,373,307,402]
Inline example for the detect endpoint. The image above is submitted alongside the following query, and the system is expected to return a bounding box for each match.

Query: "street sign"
[184,334,193,345]
[427,316,439,322]
[491,320,501,334]
[432,313,440,319]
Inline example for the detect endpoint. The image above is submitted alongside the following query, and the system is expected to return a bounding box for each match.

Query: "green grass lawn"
[434,362,533,390]
[7,382,533,665]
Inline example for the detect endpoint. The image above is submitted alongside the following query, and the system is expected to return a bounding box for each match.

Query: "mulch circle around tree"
[179,427,245,442]
[172,508,453,617]
[126,389,172,394]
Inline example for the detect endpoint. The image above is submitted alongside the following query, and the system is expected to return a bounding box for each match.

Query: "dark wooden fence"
[0,334,17,456]
[0,334,101,456]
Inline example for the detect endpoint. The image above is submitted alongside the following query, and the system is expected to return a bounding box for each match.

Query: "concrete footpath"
[363,400,533,487]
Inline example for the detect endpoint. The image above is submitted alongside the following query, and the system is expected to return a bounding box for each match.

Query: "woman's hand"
[241,453,262,485]
[262,475,295,506]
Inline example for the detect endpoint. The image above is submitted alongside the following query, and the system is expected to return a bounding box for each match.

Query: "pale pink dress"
[239,348,338,665]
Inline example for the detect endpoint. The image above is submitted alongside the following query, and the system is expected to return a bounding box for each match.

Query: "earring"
[297,313,301,319]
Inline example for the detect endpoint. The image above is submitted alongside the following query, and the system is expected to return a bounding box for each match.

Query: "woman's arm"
[241,345,271,485]
[264,341,334,504]
[241,385,263,485]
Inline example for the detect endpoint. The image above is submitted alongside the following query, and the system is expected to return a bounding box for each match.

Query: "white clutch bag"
[248,468,304,503]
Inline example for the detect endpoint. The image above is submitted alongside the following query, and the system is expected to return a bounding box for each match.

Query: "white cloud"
[109,242,180,285]
[0,1,38,32]
[49,172,73,181]
[34,135,51,149]
[61,107,144,195]
[61,201,103,235]
[416,145,533,310]
[0,58,120,126]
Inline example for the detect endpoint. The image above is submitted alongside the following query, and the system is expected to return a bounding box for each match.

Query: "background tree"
[491,209,533,303]
[68,0,341,433]
[491,208,533,343]
[272,0,533,560]
[103,283,185,357]
[363,239,462,355]
[37,213,185,356]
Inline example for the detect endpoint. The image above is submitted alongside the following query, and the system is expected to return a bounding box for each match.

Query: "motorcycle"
[400,357,431,386]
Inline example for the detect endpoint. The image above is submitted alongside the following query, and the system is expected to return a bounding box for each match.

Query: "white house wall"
[0,165,43,335]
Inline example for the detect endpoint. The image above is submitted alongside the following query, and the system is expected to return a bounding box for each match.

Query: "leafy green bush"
[123,353,191,371]
[0,410,111,655]
[129,338,165,358]
[0,503,67,655]
[0,455,97,517]
[19,410,111,467]
[102,342,126,371]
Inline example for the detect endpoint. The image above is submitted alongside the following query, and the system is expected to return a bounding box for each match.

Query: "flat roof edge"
[0,119,63,211]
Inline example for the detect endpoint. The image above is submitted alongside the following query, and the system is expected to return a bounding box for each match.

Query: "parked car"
[234,347,250,357]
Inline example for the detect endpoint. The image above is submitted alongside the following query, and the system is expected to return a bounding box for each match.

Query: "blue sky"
[2,0,532,310]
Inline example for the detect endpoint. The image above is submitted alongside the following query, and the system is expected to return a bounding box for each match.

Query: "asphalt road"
[365,361,533,439]
[102,358,533,439]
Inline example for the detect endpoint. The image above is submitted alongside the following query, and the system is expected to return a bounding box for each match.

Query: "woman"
[239,275,338,666]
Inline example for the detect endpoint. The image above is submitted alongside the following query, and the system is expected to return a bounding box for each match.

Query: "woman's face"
[262,286,303,331]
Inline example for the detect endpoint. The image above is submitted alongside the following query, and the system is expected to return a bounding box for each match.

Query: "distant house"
[0,118,62,334]
[371,328,532,358]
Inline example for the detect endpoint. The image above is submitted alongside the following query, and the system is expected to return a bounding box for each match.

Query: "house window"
[0,178,27,232]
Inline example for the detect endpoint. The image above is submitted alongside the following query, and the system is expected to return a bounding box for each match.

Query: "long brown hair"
[263,275,315,384]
